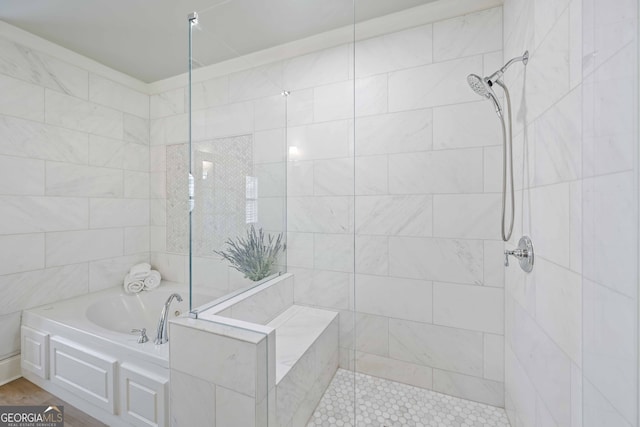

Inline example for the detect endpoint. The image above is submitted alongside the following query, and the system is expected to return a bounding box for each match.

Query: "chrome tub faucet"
[154,293,183,344]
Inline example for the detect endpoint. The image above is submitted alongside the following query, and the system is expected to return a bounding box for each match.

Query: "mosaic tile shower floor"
[307,369,510,427]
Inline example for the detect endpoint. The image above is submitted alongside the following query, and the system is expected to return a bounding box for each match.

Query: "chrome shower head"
[467,74,490,98]
[467,50,529,118]
[467,74,503,118]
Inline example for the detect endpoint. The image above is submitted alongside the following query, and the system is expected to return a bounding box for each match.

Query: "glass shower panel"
[186,4,289,313]
[184,2,356,426]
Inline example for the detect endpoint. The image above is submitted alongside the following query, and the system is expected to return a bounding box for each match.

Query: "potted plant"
[214,225,285,282]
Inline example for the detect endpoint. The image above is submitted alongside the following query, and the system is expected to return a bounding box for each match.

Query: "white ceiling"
[0,0,438,83]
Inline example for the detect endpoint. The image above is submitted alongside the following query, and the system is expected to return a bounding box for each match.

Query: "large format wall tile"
[355,109,432,156]
[0,156,45,196]
[355,24,433,77]
[88,135,125,168]
[433,369,504,407]
[583,279,637,424]
[150,114,188,145]
[46,162,123,197]
[433,101,502,150]
[88,253,149,292]
[534,258,581,364]
[433,283,504,334]
[123,113,149,145]
[433,194,501,240]
[355,195,432,237]
[150,87,185,119]
[46,229,124,266]
[388,55,482,111]
[0,36,88,99]
[355,75,388,117]
[533,87,582,186]
[389,237,483,285]
[355,274,432,324]
[313,80,353,122]
[288,196,351,234]
[354,351,433,390]
[433,8,502,62]
[507,296,572,426]
[0,115,88,163]
[0,74,44,121]
[45,89,123,139]
[89,199,149,228]
[0,264,88,316]
[314,158,354,196]
[388,149,483,194]
[287,120,351,161]
[389,319,484,376]
[313,233,354,273]
[89,73,149,118]
[505,345,537,427]
[284,45,349,91]
[229,62,283,103]
[0,196,88,234]
[0,233,45,275]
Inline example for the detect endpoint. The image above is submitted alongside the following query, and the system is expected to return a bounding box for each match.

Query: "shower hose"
[494,79,515,242]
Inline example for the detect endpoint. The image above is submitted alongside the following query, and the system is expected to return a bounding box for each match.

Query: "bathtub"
[20,281,213,427]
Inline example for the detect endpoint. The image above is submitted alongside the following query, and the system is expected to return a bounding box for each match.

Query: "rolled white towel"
[129,263,151,280]
[143,270,162,291]
[123,274,144,294]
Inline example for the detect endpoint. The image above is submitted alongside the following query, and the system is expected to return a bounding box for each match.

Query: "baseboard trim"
[0,355,21,386]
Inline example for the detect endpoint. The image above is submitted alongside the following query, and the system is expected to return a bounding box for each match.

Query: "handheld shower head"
[467,74,503,118]
[467,74,489,97]
[467,51,529,118]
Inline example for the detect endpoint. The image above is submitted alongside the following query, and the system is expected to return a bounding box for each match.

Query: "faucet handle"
[504,236,535,273]
[131,328,149,344]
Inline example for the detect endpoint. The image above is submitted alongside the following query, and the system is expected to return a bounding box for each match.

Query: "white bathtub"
[20,282,214,427]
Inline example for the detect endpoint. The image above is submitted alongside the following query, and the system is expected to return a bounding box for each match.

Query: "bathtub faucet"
[154,293,183,345]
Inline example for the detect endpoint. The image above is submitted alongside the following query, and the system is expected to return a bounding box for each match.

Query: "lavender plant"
[214,225,285,282]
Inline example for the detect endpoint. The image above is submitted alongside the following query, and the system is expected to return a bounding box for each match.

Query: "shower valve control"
[504,236,534,273]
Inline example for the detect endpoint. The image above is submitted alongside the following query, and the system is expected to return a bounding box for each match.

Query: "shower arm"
[487,51,529,84]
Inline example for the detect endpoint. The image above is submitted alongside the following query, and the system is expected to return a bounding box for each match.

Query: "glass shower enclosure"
[178,2,357,426]
[164,0,640,426]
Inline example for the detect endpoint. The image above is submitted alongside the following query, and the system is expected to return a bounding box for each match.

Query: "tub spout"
[154,293,183,345]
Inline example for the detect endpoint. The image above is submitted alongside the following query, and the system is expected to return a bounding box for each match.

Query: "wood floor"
[0,377,108,427]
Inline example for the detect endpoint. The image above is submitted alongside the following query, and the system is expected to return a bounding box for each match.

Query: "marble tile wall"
[0,34,150,361]
[148,1,639,418]
[149,6,508,406]
[503,0,639,426]
[169,317,274,427]
[348,7,506,406]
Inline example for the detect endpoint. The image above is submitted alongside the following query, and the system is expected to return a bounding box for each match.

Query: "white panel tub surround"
[20,283,193,427]
[20,326,49,380]
[49,337,118,414]
[120,364,168,427]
